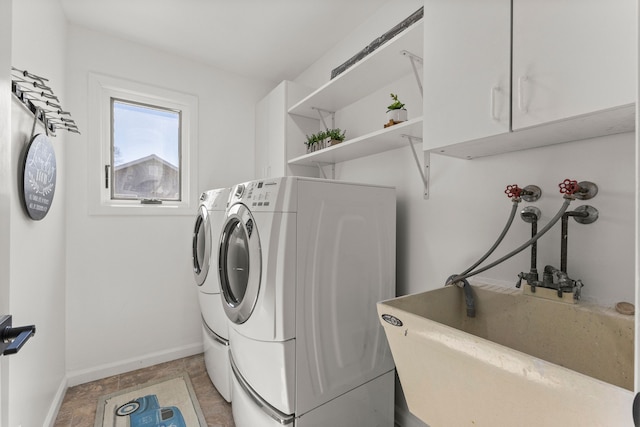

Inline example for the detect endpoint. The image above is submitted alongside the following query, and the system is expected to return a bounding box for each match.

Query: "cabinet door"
[265,84,286,177]
[254,83,286,179]
[254,94,270,179]
[423,0,511,150]
[512,0,636,129]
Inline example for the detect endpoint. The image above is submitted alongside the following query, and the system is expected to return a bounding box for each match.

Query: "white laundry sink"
[378,283,635,427]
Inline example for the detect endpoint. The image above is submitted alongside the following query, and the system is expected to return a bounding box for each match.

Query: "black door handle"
[0,315,36,356]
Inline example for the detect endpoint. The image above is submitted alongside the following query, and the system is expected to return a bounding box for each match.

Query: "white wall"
[295,1,635,425]
[9,1,68,426]
[0,1,12,425]
[64,25,272,384]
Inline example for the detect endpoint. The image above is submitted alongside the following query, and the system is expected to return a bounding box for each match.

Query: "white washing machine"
[192,187,232,402]
[218,177,396,426]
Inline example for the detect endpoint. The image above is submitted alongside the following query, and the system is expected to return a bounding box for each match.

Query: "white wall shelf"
[288,117,423,167]
[288,19,424,119]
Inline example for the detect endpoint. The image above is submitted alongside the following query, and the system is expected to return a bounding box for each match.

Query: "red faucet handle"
[559,179,579,195]
[505,184,522,199]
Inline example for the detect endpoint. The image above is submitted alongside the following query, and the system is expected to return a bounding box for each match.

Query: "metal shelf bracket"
[402,134,430,199]
[314,161,335,179]
[400,50,423,97]
[312,107,335,131]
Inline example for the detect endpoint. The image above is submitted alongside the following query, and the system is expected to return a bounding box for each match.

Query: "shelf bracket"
[400,50,423,97]
[314,161,335,180]
[312,107,335,131]
[402,134,430,199]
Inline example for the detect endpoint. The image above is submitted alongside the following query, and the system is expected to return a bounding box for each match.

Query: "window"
[88,73,198,215]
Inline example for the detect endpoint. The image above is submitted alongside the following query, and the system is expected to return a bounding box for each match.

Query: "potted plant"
[305,133,318,153]
[316,130,327,150]
[326,128,346,146]
[305,130,328,153]
[385,93,407,128]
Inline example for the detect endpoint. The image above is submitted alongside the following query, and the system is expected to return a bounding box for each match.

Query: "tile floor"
[53,353,235,427]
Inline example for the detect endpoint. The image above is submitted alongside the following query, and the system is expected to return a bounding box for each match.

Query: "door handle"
[633,392,640,426]
[0,315,36,356]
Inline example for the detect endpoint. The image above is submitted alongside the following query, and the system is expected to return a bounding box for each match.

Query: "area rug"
[94,372,207,427]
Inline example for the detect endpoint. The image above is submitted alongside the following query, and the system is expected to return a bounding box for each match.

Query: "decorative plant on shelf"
[305,129,347,152]
[326,128,346,146]
[305,130,327,153]
[385,93,407,128]
[316,130,327,150]
[305,133,318,152]
[387,93,405,111]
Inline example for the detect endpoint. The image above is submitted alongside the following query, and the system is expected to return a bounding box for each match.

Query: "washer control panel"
[230,178,284,210]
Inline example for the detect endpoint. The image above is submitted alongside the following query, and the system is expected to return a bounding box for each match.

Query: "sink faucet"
[543,265,584,300]
[446,275,476,318]
[518,265,584,300]
[517,179,597,302]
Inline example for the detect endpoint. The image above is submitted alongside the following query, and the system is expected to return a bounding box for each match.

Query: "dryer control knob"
[234,184,245,198]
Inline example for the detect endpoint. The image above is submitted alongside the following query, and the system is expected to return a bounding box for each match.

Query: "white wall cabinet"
[424,0,636,159]
[512,0,635,129]
[423,0,511,148]
[255,80,318,179]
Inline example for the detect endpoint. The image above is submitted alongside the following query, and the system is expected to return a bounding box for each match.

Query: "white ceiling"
[59,0,389,83]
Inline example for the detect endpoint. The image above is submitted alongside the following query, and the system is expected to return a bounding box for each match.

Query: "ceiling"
[59,0,389,83]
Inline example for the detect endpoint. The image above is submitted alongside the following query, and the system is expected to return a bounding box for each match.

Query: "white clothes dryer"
[218,177,396,426]
[192,187,232,402]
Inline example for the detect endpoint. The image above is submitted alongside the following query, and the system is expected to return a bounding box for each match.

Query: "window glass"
[111,99,181,201]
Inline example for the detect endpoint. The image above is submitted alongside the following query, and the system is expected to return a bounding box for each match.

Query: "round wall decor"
[21,133,56,220]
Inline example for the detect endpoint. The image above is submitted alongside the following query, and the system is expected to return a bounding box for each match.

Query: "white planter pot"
[386,109,407,123]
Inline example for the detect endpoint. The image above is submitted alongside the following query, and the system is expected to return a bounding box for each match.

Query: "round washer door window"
[218,203,261,324]
[192,205,211,286]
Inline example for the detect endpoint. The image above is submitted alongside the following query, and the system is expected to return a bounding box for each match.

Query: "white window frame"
[88,73,198,215]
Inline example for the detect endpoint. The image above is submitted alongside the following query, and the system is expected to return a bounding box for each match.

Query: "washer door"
[192,205,211,286]
[218,203,261,324]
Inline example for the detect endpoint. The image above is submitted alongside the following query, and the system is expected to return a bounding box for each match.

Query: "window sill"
[88,201,196,216]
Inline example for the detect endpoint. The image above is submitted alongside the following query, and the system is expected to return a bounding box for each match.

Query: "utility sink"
[378,283,635,427]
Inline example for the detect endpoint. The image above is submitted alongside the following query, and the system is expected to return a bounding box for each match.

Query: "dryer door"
[192,205,211,286]
[218,203,261,324]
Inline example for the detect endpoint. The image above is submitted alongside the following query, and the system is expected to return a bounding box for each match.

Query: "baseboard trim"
[44,376,68,427]
[66,343,204,387]
[395,404,429,427]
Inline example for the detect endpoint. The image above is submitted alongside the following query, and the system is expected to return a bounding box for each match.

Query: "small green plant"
[304,129,346,151]
[387,93,405,111]
[305,133,319,148]
[326,128,346,142]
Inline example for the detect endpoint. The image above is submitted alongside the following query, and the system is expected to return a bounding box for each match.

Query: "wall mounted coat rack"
[11,66,78,220]
[11,66,80,136]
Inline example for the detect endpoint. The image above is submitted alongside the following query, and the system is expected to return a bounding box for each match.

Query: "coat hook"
[11,66,49,82]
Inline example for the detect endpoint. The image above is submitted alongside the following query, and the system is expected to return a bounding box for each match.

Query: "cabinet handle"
[517,75,529,113]
[490,86,501,121]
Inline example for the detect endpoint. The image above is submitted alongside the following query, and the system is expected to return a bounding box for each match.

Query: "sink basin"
[378,283,635,427]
